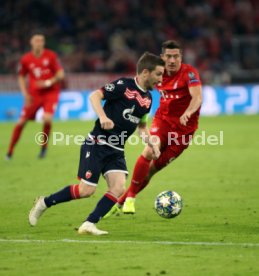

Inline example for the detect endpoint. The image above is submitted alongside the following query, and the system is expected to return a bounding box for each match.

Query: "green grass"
[1,115,259,276]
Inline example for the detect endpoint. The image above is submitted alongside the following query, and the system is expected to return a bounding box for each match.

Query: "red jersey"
[18,49,62,96]
[155,63,202,134]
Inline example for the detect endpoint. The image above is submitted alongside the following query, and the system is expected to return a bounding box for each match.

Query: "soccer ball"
[154,191,183,219]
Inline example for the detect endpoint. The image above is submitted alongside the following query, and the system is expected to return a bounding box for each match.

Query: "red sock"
[70,184,80,199]
[118,191,128,206]
[7,124,25,155]
[118,155,151,204]
[42,122,51,148]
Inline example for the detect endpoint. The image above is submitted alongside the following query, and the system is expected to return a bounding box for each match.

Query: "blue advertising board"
[0,85,259,122]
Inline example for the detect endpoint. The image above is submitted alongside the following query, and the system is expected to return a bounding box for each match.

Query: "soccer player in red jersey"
[108,40,203,215]
[6,33,65,159]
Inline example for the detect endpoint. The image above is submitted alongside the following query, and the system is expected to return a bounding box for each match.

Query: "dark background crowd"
[0,0,258,84]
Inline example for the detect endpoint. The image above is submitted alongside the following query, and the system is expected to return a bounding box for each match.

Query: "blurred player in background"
[28,52,164,235]
[6,33,64,159]
[106,40,203,216]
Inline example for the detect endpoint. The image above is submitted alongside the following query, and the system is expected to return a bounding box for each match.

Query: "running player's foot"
[29,196,47,226]
[78,221,108,235]
[122,197,136,214]
[38,147,47,159]
[5,152,12,160]
[103,204,122,219]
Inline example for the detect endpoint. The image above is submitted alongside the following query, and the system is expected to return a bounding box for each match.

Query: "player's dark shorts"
[77,137,128,186]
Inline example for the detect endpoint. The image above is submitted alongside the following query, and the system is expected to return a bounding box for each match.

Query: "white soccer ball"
[154,190,183,219]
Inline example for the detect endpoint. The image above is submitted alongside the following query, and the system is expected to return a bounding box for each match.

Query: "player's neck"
[166,64,182,76]
[32,49,44,57]
[135,77,147,92]
[166,70,178,77]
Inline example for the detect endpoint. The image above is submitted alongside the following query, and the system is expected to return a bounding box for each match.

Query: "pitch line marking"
[0,239,259,247]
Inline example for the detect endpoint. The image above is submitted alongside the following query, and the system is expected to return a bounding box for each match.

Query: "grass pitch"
[1,115,259,275]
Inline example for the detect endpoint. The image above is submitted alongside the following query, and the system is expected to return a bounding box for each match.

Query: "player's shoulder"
[112,77,135,89]
[182,63,200,75]
[20,51,32,61]
[44,49,57,58]
[182,63,198,72]
[19,52,34,66]
[181,63,201,85]
[115,77,132,85]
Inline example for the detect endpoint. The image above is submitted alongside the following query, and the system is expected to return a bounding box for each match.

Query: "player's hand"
[100,116,114,130]
[24,94,32,107]
[180,111,192,126]
[36,79,53,89]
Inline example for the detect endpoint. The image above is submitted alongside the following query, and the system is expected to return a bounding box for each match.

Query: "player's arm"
[49,68,65,86]
[18,57,31,106]
[89,89,114,130]
[180,85,202,126]
[138,115,160,159]
[38,68,65,89]
[18,75,31,107]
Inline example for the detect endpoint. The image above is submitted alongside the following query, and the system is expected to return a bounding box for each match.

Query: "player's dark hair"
[137,52,165,74]
[161,40,182,53]
[29,30,46,40]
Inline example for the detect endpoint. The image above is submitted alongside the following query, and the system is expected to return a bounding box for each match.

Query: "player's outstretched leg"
[29,197,47,226]
[120,155,152,214]
[38,121,52,158]
[28,183,83,226]
[6,122,26,159]
[77,191,118,235]
[38,147,47,159]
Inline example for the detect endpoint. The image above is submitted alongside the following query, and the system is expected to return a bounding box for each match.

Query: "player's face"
[161,48,182,74]
[30,35,45,53]
[146,65,164,90]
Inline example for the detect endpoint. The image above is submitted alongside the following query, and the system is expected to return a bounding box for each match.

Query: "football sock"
[86,192,117,223]
[42,122,51,149]
[118,155,151,205]
[7,123,25,155]
[44,184,80,207]
[135,178,150,194]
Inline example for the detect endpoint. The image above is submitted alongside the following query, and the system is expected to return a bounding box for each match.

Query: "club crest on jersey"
[188,72,195,79]
[104,83,115,91]
[85,170,92,179]
[188,72,199,83]
[43,58,49,66]
[124,88,151,108]
[122,105,140,124]
[150,127,159,133]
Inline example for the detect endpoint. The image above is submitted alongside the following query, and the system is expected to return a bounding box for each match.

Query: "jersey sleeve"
[185,67,201,88]
[18,56,28,76]
[101,78,126,100]
[50,52,63,72]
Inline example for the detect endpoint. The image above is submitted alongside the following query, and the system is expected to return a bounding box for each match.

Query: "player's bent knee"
[18,118,27,126]
[43,113,53,123]
[79,182,96,198]
[110,183,125,198]
[43,117,53,124]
